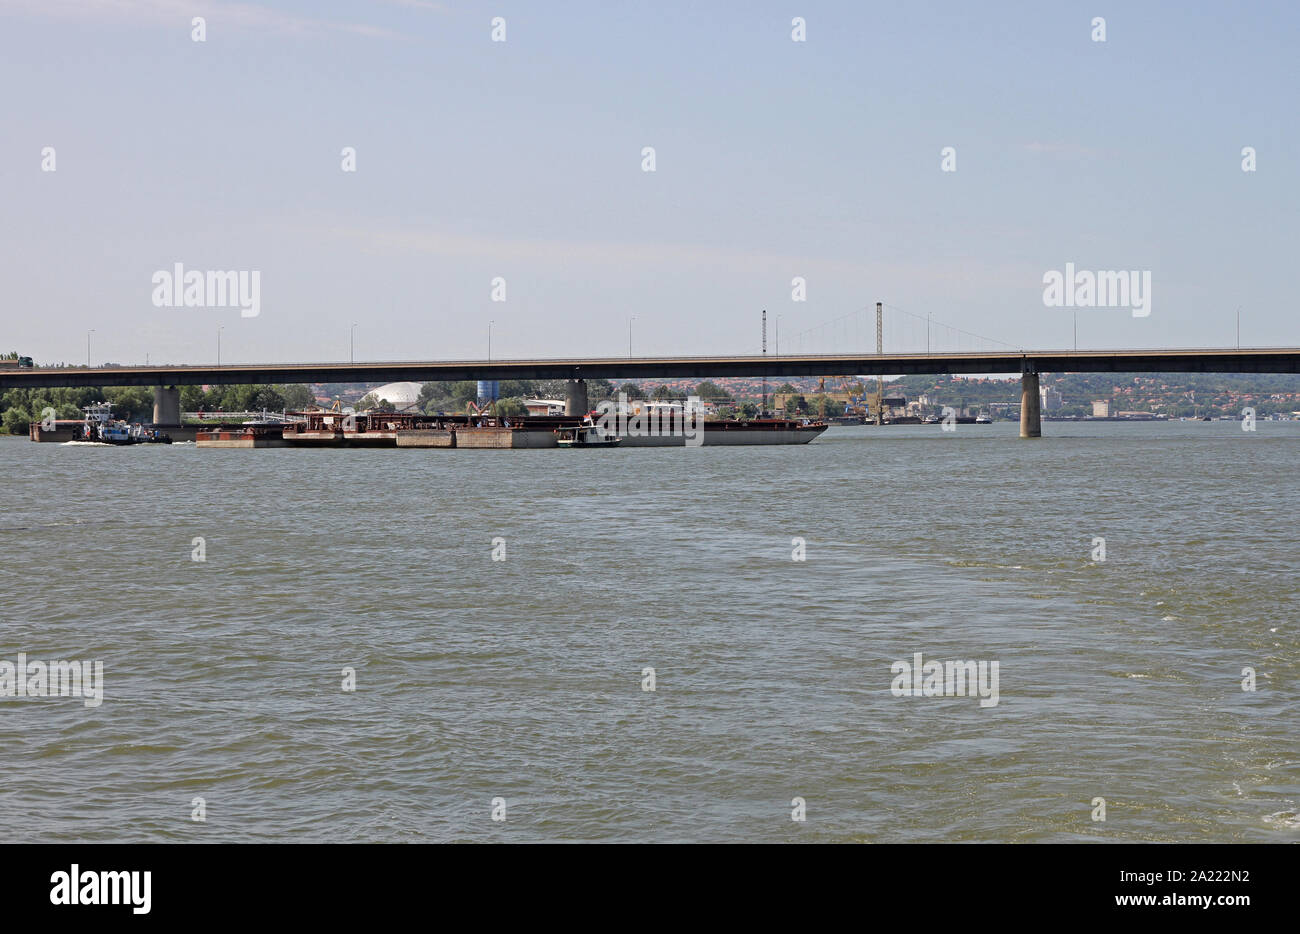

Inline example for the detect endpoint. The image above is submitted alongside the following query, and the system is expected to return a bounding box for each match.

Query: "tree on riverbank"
[0,383,317,432]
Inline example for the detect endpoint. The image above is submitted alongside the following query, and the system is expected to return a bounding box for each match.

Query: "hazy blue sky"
[1,0,1295,365]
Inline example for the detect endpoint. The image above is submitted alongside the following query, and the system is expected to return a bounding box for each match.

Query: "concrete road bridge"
[4,347,1298,438]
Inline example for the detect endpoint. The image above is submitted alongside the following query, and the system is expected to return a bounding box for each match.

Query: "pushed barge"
[197,411,827,448]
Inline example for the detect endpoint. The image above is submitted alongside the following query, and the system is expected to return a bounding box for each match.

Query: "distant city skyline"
[2,1,1295,366]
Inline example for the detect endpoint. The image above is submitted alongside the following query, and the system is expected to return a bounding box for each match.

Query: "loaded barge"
[196,411,827,449]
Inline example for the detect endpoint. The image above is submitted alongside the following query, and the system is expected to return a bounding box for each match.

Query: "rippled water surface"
[1,421,1296,842]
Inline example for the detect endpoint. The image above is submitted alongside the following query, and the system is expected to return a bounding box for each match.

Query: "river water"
[1,421,1296,842]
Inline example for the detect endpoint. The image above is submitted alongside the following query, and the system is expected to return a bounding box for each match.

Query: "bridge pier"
[565,379,588,416]
[153,385,181,426]
[1020,370,1041,438]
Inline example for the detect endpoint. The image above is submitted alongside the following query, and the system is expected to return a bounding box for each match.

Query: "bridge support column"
[565,379,589,416]
[1020,370,1041,438]
[153,385,181,426]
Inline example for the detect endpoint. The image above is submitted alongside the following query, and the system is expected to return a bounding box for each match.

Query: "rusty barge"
[194,411,827,448]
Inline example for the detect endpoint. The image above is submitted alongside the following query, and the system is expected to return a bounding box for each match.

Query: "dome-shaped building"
[365,381,424,412]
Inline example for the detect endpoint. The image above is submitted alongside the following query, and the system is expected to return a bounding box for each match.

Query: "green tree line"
[0,384,317,433]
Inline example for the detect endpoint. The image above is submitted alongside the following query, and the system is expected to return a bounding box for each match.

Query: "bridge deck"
[3,348,1299,389]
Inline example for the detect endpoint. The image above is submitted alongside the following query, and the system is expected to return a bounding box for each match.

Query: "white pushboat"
[556,423,621,448]
[70,402,172,445]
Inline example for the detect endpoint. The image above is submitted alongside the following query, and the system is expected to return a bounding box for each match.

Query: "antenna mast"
[876,301,884,425]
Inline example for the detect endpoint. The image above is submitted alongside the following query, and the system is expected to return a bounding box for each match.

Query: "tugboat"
[556,421,621,448]
[72,402,172,444]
